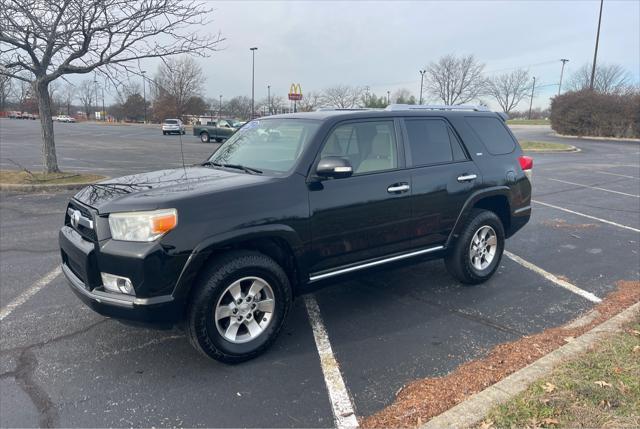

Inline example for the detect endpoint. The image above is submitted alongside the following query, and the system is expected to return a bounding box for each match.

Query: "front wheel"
[200,132,210,143]
[445,209,505,285]
[186,251,292,363]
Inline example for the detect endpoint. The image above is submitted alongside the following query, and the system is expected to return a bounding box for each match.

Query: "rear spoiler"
[496,112,509,122]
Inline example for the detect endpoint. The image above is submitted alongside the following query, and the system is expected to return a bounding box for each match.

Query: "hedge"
[550,90,640,138]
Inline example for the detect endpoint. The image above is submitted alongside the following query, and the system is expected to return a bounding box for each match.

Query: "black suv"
[59,105,532,363]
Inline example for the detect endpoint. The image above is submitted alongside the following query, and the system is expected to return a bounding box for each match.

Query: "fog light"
[101,273,135,295]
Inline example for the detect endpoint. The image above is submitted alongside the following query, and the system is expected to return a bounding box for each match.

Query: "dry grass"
[0,169,104,185]
[482,318,640,428]
[360,281,640,428]
[520,141,574,152]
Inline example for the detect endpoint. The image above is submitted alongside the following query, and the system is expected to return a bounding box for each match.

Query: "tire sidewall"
[200,132,209,143]
[191,257,290,359]
[463,212,505,280]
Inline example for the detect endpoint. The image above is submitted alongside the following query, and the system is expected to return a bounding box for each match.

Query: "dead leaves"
[542,382,557,393]
[594,380,613,388]
[479,419,495,429]
[632,345,640,354]
[526,417,560,428]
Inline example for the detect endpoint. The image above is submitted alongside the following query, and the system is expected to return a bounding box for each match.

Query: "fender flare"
[172,224,305,300]
[445,186,512,248]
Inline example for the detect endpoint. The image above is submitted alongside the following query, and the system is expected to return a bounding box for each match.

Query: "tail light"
[518,156,533,181]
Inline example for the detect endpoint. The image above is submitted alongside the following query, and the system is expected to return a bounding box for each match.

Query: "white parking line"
[547,178,640,198]
[0,266,61,321]
[304,295,358,429]
[533,200,640,233]
[595,171,640,180]
[504,251,601,303]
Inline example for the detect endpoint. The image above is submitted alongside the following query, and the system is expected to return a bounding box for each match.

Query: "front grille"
[66,200,98,242]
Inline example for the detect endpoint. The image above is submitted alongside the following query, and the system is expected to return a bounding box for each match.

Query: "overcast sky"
[137,0,639,110]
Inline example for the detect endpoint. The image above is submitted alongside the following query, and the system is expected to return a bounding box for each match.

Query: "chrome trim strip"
[513,205,531,215]
[309,245,444,282]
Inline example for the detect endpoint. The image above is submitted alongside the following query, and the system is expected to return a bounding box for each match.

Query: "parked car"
[162,119,185,135]
[59,105,532,363]
[193,119,236,143]
[56,115,76,123]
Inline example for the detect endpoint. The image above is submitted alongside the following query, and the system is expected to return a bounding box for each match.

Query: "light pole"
[218,95,222,121]
[528,76,536,120]
[558,59,569,95]
[141,71,147,123]
[250,47,258,119]
[387,90,391,106]
[267,85,271,115]
[419,70,426,104]
[101,85,105,122]
[590,0,604,90]
[94,79,99,121]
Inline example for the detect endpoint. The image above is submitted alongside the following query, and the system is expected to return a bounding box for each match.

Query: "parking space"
[1,120,639,427]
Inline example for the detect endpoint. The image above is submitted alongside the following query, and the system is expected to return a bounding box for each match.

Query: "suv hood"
[74,166,272,213]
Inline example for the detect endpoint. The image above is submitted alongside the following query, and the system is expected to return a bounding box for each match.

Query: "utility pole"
[101,85,105,122]
[387,90,391,106]
[267,85,271,115]
[419,69,426,104]
[218,94,222,121]
[94,79,99,121]
[590,0,604,90]
[141,70,147,123]
[528,77,536,120]
[558,59,569,95]
[250,47,258,119]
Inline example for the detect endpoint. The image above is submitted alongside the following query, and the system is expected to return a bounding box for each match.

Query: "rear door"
[402,118,481,248]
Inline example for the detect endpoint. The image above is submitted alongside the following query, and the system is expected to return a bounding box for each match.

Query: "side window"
[321,121,397,174]
[448,128,468,162]
[465,116,516,155]
[404,119,455,166]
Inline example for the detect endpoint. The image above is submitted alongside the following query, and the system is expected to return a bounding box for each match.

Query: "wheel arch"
[446,187,512,248]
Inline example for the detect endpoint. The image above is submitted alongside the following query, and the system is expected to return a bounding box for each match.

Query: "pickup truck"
[193,119,237,143]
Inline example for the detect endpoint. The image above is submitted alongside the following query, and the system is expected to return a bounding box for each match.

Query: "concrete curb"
[523,145,580,154]
[421,302,640,429]
[0,178,108,193]
[552,133,640,143]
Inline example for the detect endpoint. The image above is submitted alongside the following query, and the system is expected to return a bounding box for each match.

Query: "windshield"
[207,119,320,173]
[164,119,178,124]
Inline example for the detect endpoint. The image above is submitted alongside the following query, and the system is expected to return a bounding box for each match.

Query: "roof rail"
[384,104,490,112]
[315,107,381,111]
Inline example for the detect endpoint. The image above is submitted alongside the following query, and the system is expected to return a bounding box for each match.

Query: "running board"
[308,245,445,282]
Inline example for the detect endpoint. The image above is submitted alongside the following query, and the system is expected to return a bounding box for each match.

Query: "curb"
[523,145,580,154]
[552,133,640,143]
[421,302,640,429]
[0,178,108,193]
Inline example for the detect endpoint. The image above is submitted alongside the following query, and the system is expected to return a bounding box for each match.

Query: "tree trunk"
[35,80,60,173]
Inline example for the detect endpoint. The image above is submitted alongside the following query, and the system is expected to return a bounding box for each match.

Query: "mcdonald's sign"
[288,83,303,101]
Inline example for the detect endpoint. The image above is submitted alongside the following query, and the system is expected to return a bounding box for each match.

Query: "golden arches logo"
[288,83,303,100]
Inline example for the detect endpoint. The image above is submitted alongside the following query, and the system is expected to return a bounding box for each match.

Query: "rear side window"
[465,117,516,155]
[404,119,464,166]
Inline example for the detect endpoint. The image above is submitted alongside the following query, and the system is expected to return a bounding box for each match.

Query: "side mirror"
[316,157,353,179]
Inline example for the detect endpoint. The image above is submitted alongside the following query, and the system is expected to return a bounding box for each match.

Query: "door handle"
[387,184,410,193]
[457,174,477,183]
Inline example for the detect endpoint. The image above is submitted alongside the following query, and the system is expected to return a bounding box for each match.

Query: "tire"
[186,250,292,363]
[200,132,210,143]
[182,130,186,135]
[215,137,223,143]
[163,131,167,135]
[445,208,505,285]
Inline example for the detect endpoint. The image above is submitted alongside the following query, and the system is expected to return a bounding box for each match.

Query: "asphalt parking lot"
[1,119,639,427]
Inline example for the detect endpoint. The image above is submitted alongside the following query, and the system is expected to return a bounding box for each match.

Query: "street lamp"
[218,94,222,121]
[387,90,391,106]
[141,70,147,123]
[419,70,426,104]
[267,85,271,115]
[94,79,99,121]
[590,0,604,90]
[558,59,569,95]
[250,47,258,119]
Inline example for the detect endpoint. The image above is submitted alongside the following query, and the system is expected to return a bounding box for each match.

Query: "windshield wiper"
[202,161,262,175]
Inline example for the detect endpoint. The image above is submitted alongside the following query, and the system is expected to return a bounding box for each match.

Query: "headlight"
[108,208,178,242]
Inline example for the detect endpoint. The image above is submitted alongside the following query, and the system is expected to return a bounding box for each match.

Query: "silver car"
[162,119,185,135]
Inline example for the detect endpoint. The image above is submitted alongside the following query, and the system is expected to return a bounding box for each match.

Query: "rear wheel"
[215,137,223,143]
[200,132,210,143]
[163,131,167,135]
[445,209,505,285]
[186,251,292,363]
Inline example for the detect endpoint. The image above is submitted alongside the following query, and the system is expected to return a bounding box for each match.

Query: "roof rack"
[384,104,490,112]
[315,107,381,111]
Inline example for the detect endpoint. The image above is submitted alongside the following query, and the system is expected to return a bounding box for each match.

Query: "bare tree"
[0,0,221,173]
[152,56,205,121]
[295,92,321,112]
[224,96,252,120]
[567,63,632,94]
[0,74,11,112]
[424,54,486,105]
[321,85,363,108]
[77,80,95,119]
[485,69,531,114]
[391,88,416,104]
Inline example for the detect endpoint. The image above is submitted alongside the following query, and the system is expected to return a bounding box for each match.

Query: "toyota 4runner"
[59,105,532,363]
